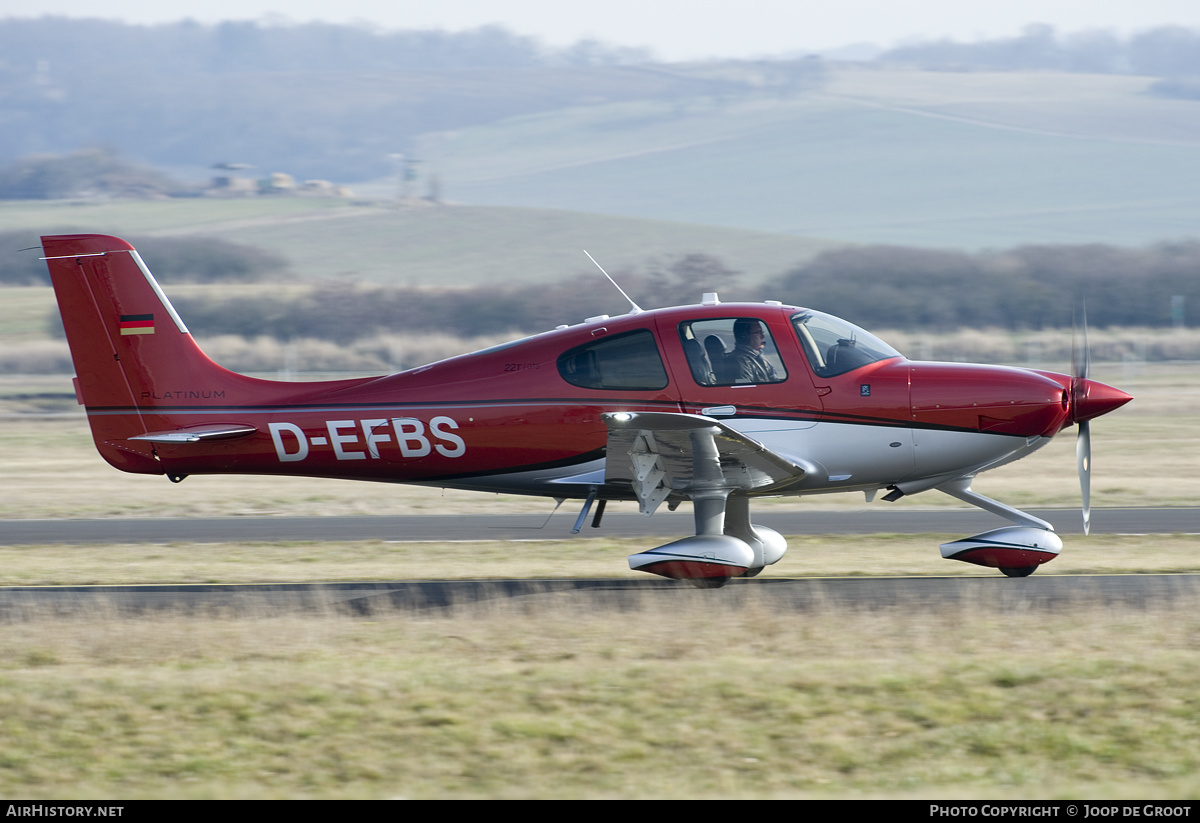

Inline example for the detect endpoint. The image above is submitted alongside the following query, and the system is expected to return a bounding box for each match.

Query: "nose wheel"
[999,566,1037,578]
[688,576,732,589]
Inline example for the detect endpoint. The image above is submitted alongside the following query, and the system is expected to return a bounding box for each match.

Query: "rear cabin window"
[557,330,669,391]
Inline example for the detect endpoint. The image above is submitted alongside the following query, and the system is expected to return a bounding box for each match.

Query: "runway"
[2,506,1196,545]
[1,507,1196,617]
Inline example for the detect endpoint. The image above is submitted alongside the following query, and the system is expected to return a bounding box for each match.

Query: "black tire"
[999,566,1037,578]
[689,576,731,589]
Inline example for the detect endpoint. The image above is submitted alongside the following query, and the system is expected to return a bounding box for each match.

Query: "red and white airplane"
[42,233,1131,586]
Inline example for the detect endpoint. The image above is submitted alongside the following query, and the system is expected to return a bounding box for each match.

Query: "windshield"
[791,311,902,377]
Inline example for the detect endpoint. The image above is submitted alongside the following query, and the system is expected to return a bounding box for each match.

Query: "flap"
[602,411,811,515]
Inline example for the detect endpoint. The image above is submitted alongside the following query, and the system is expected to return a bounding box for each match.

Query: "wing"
[602,411,813,515]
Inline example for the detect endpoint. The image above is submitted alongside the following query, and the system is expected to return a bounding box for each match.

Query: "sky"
[10,0,1200,60]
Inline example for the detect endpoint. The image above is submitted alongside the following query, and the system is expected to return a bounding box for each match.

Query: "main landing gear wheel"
[1000,566,1037,578]
[689,576,732,589]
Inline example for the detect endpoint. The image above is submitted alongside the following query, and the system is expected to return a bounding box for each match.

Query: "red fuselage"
[81,302,1123,499]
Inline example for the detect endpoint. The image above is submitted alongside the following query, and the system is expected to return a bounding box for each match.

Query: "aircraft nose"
[1072,378,1132,423]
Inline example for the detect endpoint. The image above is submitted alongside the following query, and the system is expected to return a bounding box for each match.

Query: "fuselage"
[103,301,1110,502]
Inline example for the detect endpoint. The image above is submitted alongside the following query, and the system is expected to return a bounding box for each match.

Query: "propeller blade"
[1072,303,1090,382]
[1072,301,1092,535]
[1077,419,1091,535]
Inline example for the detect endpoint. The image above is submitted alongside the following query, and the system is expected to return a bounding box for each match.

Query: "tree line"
[0,150,182,200]
[768,242,1200,330]
[11,233,1199,339]
[71,241,1194,344]
[881,23,1200,83]
[0,18,648,76]
[1,232,287,286]
[169,254,743,342]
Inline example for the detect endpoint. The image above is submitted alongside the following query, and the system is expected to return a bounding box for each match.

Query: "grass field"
[2,594,1199,798]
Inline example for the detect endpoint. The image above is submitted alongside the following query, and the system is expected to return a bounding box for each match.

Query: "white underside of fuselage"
[430,418,1054,502]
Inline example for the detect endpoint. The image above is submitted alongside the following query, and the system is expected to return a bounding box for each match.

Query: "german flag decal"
[119,313,155,335]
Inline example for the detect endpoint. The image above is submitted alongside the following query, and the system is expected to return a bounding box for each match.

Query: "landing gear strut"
[933,479,1062,576]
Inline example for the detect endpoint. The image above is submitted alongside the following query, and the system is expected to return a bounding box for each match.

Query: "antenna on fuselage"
[584,250,643,315]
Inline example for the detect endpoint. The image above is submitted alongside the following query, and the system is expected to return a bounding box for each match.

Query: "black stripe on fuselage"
[83,397,1025,438]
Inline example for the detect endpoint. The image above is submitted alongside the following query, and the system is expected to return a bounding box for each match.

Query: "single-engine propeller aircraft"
[42,234,1131,586]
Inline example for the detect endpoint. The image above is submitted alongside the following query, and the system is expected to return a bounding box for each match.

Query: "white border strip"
[128,250,190,334]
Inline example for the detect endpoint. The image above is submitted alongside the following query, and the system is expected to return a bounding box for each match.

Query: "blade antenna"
[537,498,566,529]
[584,250,643,315]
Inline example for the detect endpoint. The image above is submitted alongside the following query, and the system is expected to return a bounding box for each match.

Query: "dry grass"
[1,595,1199,799]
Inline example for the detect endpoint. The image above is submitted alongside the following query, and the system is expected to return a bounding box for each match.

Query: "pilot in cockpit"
[729,319,778,384]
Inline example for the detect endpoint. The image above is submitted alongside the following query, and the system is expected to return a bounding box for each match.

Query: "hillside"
[416,66,1200,249]
[0,199,835,290]
[5,19,1200,252]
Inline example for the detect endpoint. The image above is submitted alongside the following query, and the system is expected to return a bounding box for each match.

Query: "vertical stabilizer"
[43,234,255,471]
[41,234,368,474]
[43,234,255,410]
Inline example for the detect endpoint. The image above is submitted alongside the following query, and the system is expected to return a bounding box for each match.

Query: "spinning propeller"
[1072,306,1092,534]
[1069,305,1133,535]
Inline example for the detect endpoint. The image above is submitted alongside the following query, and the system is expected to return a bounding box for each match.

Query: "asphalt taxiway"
[1,507,1195,546]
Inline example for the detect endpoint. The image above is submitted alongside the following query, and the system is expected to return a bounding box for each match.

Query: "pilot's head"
[734,319,766,349]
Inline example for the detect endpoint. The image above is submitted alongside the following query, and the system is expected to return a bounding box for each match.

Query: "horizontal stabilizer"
[129,424,257,444]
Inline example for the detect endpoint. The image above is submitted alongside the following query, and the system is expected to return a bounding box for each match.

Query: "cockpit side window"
[557,329,669,391]
[791,310,902,377]
[678,318,788,386]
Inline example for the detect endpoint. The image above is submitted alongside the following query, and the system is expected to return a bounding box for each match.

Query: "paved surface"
[1,507,1195,546]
